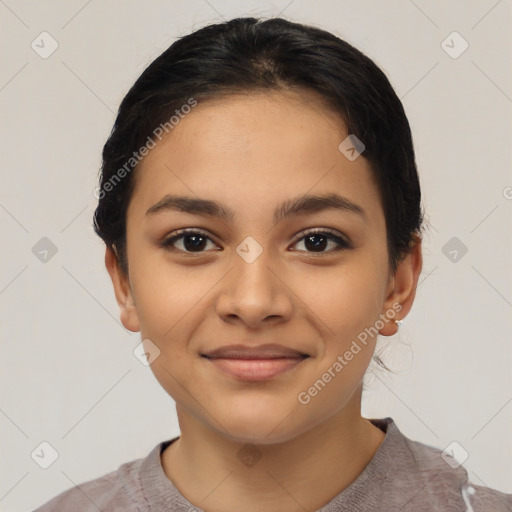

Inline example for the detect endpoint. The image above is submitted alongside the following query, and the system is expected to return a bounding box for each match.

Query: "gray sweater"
[33,417,512,511]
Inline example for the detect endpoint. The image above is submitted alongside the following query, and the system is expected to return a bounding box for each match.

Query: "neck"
[161,393,386,512]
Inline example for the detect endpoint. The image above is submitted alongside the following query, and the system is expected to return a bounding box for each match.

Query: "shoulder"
[466,483,512,512]
[386,419,512,511]
[32,453,149,512]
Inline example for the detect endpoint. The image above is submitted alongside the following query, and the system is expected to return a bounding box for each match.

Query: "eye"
[160,227,350,255]
[290,228,350,254]
[160,229,220,254]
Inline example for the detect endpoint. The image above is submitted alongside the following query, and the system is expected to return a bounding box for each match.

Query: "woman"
[35,16,511,512]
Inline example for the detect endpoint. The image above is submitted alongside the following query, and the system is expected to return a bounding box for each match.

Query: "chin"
[215,399,311,445]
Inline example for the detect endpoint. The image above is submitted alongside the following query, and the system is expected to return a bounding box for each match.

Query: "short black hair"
[93,17,424,275]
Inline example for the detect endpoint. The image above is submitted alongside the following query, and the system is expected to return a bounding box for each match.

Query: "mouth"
[201,343,310,381]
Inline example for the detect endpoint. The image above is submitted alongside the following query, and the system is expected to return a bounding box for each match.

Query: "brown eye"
[291,229,350,254]
[161,229,219,253]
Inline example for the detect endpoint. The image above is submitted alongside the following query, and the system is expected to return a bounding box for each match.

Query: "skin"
[106,89,423,512]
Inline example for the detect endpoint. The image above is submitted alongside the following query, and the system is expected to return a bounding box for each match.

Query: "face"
[107,90,421,444]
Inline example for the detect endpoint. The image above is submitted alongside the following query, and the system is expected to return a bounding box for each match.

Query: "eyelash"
[159,228,351,256]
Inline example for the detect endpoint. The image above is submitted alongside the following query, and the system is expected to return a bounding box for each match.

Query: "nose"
[215,246,293,329]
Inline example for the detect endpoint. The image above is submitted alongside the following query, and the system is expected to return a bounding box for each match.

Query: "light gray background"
[1,1,511,510]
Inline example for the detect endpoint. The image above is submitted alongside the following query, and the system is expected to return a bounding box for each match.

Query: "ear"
[105,246,141,332]
[379,234,423,336]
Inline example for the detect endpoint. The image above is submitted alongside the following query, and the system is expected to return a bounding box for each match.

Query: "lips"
[202,343,309,360]
[201,343,310,381]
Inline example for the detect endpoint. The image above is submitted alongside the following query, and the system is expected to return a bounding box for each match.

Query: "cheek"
[296,258,386,338]
[291,264,385,417]
[127,244,213,341]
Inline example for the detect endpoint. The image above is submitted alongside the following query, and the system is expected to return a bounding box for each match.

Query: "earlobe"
[379,235,423,337]
[104,246,141,332]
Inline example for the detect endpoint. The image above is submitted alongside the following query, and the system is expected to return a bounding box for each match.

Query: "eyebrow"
[145,192,367,224]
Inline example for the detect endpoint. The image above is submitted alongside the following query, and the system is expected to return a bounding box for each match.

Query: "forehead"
[156,90,345,159]
[128,90,383,228]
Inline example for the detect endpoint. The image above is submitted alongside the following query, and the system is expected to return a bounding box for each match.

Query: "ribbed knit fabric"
[33,417,512,511]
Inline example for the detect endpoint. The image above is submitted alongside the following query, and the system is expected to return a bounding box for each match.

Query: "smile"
[201,354,309,381]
